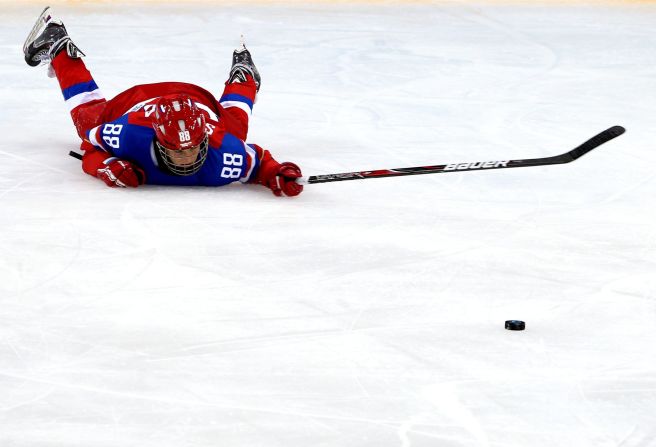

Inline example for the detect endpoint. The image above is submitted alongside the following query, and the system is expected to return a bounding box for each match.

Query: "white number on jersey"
[220,153,244,179]
[102,124,123,149]
[220,167,242,179]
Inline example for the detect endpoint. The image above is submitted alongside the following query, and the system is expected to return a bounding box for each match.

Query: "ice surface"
[1,2,656,446]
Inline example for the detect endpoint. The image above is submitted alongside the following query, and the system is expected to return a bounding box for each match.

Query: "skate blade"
[235,34,247,53]
[23,6,60,54]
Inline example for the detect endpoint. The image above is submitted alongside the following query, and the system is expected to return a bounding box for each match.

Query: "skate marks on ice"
[398,382,490,447]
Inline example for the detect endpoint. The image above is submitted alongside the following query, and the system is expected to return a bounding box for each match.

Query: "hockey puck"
[505,320,525,331]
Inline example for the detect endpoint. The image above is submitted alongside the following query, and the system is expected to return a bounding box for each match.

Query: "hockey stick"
[68,126,625,184]
[300,125,625,184]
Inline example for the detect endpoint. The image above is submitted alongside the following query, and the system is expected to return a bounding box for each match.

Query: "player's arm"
[247,144,303,197]
[81,120,146,188]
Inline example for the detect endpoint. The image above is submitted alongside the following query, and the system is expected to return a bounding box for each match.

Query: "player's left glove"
[264,162,303,197]
[96,157,145,188]
[250,145,303,197]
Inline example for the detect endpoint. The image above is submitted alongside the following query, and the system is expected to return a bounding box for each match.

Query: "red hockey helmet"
[152,95,209,176]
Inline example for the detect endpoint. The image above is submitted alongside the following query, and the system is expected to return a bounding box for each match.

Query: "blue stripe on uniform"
[219,93,254,110]
[62,80,100,101]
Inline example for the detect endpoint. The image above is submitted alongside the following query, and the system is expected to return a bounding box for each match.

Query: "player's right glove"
[96,157,145,188]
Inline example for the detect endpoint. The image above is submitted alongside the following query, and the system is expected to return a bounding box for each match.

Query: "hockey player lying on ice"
[23,7,303,197]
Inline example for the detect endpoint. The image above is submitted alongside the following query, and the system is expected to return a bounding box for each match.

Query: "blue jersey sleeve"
[86,115,153,159]
[195,133,260,186]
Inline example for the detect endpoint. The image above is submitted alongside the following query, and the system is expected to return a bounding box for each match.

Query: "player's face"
[165,146,200,167]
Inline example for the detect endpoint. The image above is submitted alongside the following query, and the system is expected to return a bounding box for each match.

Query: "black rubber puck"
[505,320,525,331]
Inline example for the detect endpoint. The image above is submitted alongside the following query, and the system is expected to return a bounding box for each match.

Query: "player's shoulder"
[126,111,154,128]
[209,130,247,155]
[104,111,154,134]
[119,99,159,128]
[205,116,227,148]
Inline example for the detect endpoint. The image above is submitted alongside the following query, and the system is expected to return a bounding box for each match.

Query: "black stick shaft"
[304,126,625,184]
[69,151,83,160]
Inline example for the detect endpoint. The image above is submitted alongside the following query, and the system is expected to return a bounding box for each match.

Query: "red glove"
[264,162,304,197]
[96,157,145,188]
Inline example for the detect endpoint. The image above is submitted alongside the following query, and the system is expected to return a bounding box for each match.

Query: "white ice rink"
[1,1,656,446]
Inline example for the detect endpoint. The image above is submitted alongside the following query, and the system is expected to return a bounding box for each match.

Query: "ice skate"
[23,6,84,67]
[227,36,261,92]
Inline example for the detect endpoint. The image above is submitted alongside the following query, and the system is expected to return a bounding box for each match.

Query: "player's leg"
[50,53,107,140]
[24,7,106,140]
[219,40,260,140]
